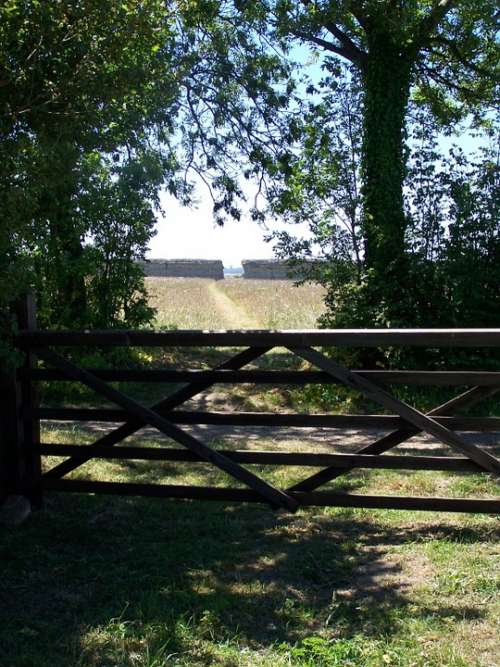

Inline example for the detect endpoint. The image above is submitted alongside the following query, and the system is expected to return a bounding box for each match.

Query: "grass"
[1,419,498,666]
[1,445,499,667]
[2,277,499,666]
[146,277,326,330]
[216,279,326,329]
[147,278,229,330]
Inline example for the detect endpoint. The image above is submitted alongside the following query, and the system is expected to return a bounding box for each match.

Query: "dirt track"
[207,281,260,329]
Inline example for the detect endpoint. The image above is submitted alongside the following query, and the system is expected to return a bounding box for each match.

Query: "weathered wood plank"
[18,328,500,348]
[17,293,42,508]
[25,367,500,386]
[40,443,483,471]
[0,373,23,502]
[42,479,500,513]
[43,346,271,480]
[34,407,500,432]
[290,347,500,476]
[37,348,298,511]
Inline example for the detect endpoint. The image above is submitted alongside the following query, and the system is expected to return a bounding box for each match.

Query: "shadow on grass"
[1,493,497,666]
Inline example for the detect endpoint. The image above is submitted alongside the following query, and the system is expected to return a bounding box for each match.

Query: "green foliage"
[0,0,301,368]
[237,1,499,324]
[0,0,184,366]
[270,71,499,367]
[270,68,363,284]
[31,150,164,329]
[1,0,499,369]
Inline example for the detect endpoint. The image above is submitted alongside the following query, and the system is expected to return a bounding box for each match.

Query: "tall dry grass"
[146,278,225,329]
[146,277,326,329]
[218,278,326,329]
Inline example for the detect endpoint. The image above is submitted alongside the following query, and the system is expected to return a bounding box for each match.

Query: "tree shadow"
[1,493,497,665]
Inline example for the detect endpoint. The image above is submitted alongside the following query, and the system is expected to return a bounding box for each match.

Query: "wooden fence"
[2,295,500,514]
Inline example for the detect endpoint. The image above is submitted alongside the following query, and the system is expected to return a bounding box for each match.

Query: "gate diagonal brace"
[289,385,500,493]
[37,348,298,512]
[288,347,500,478]
[44,346,271,480]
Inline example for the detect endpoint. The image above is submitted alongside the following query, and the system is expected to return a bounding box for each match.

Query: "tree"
[284,1,495,260]
[31,149,164,329]
[227,0,499,320]
[0,0,295,341]
[0,0,183,342]
[269,67,364,286]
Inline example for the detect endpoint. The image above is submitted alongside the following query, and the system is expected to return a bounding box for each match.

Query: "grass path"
[207,280,261,329]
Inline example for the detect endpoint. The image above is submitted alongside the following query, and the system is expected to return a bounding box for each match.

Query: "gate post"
[0,369,23,504]
[16,292,42,509]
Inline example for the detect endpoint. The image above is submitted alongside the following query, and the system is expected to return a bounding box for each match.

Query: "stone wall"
[139,259,224,280]
[241,259,324,280]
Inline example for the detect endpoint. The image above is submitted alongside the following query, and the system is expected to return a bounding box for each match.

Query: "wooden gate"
[4,296,500,514]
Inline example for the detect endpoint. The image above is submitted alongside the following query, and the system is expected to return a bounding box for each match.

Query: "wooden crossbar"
[34,406,500,432]
[44,346,270,480]
[289,347,500,476]
[40,443,484,472]
[9,300,500,516]
[37,348,298,511]
[17,328,500,348]
[288,383,500,493]
[42,479,500,514]
[25,367,500,387]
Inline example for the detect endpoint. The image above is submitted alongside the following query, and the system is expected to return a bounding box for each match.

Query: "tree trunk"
[361,37,413,311]
[38,141,88,327]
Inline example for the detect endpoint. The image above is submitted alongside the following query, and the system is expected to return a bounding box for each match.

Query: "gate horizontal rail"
[15,327,500,348]
[21,368,500,386]
[4,309,500,514]
[33,407,500,431]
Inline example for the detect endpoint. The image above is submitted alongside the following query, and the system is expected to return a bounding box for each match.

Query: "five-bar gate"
[3,298,500,514]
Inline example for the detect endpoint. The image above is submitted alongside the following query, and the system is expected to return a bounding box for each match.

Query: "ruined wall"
[139,259,224,280]
[242,260,290,279]
[242,260,304,280]
[242,259,325,280]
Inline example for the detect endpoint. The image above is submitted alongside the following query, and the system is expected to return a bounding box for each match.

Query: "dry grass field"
[146,277,326,329]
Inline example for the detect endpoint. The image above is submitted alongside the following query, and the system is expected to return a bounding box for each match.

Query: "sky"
[148,127,486,266]
[149,187,310,267]
[148,43,316,267]
[147,42,489,268]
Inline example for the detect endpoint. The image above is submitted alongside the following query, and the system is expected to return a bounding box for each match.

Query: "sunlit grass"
[8,277,498,666]
[145,277,326,330]
[218,278,326,329]
[2,429,499,667]
[146,278,227,329]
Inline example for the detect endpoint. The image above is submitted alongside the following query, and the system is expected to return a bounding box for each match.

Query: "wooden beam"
[17,292,42,508]
[43,479,500,514]
[35,407,500,432]
[289,347,500,476]
[27,367,500,386]
[18,328,500,348]
[44,346,271,480]
[40,443,483,472]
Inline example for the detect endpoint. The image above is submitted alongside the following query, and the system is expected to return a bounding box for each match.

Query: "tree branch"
[349,2,368,30]
[414,0,456,51]
[297,0,367,65]
[290,29,357,63]
[428,35,491,77]
[324,22,367,64]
